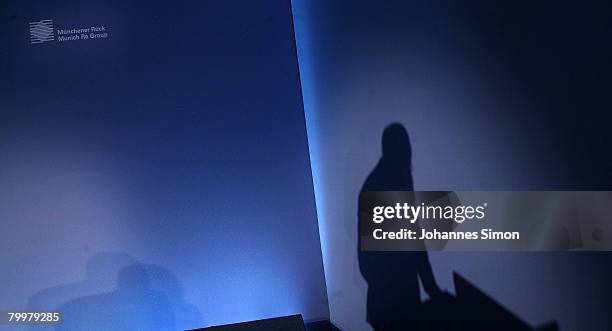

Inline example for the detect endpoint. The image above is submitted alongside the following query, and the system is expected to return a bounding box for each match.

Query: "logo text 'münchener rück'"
[29,19,109,44]
[56,26,108,41]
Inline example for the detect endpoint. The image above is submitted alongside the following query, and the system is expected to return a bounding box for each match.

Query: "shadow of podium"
[416,272,559,331]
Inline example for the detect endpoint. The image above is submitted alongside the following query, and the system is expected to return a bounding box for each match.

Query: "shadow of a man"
[358,123,442,330]
[57,264,175,331]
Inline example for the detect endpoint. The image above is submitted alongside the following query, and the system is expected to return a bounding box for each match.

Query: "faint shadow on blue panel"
[28,252,201,331]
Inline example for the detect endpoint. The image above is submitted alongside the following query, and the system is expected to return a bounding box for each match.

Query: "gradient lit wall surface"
[292,1,612,330]
[0,1,328,330]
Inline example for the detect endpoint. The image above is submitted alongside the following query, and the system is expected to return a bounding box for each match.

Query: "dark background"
[1,0,611,330]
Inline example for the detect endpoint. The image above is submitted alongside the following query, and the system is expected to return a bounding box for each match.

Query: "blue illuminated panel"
[0,1,328,330]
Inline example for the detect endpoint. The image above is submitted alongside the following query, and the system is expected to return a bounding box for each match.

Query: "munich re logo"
[29,19,54,44]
